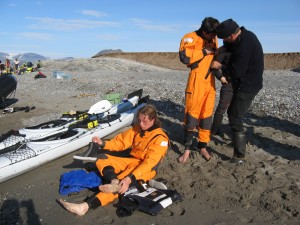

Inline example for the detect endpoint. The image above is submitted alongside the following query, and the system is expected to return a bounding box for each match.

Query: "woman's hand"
[118,177,132,194]
[220,77,228,84]
[92,136,102,145]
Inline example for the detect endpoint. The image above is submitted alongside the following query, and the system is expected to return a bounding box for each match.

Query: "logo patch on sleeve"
[184,38,193,43]
[160,141,168,147]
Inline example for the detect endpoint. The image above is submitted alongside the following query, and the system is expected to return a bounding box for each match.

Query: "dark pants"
[211,82,233,135]
[227,90,259,132]
[227,90,259,157]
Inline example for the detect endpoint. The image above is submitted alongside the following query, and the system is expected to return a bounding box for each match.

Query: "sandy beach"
[0,56,299,225]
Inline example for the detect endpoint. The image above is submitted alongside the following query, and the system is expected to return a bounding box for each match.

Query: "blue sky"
[0,0,299,58]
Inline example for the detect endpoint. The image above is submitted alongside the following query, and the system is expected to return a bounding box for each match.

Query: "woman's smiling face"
[138,113,154,131]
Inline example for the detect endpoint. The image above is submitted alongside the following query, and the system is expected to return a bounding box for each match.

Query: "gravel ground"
[0,57,299,225]
[2,57,299,126]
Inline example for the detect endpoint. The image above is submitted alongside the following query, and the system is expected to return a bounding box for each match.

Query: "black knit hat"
[216,19,239,39]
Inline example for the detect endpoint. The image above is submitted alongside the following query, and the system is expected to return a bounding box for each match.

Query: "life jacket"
[115,182,182,217]
[26,67,33,72]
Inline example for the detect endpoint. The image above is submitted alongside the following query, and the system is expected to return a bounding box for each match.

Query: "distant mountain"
[56,57,76,61]
[15,53,48,64]
[0,52,9,63]
[0,52,48,65]
[92,49,123,58]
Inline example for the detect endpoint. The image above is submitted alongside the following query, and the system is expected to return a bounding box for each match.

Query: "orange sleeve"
[179,32,206,66]
[103,126,137,151]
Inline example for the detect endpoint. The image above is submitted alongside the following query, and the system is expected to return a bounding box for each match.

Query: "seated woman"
[59,104,169,216]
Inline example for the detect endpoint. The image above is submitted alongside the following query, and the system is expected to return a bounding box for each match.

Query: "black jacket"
[224,27,264,93]
[212,44,232,80]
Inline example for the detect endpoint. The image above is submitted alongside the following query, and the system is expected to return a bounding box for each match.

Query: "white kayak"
[0,89,143,150]
[0,102,146,183]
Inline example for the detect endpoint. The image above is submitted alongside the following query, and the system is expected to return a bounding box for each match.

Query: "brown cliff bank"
[93,52,300,71]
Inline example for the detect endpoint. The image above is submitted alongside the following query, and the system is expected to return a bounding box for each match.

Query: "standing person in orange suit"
[178,17,219,163]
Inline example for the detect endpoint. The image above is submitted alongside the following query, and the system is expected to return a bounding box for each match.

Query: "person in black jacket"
[211,19,264,163]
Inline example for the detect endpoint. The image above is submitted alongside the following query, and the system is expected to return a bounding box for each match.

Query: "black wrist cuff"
[202,49,207,56]
[127,174,136,182]
[86,196,101,209]
[100,140,105,148]
[198,141,207,149]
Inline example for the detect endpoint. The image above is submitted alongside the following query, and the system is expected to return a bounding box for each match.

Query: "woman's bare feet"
[178,150,191,163]
[99,179,120,193]
[200,148,211,161]
[58,199,89,216]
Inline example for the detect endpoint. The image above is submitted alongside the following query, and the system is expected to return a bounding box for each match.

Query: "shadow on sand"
[0,98,18,109]
[0,199,41,225]
[148,98,300,161]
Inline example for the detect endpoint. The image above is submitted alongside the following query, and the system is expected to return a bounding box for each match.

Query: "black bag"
[0,74,17,103]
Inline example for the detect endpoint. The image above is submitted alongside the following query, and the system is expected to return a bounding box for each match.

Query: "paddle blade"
[88,100,112,114]
[127,89,143,99]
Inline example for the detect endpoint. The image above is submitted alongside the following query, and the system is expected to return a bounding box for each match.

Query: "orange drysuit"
[179,31,218,147]
[95,124,169,206]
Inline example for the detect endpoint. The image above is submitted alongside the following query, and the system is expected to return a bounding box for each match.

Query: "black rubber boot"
[232,131,246,158]
[211,114,223,136]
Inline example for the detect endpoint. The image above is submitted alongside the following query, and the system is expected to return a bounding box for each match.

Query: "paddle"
[88,100,112,114]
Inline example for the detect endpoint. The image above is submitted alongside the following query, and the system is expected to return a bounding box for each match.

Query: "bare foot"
[58,199,89,216]
[99,179,120,193]
[200,148,211,161]
[178,150,191,163]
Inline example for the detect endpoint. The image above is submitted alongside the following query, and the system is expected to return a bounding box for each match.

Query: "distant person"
[59,104,169,216]
[211,19,264,163]
[178,17,219,163]
[5,58,11,73]
[26,61,34,72]
[35,60,43,71]
[0,61,4,74]
[210,43,233,136]
[18,63,27,75]
[14,58,20,73]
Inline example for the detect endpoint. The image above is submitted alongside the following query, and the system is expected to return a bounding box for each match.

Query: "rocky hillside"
[93,52,300,71]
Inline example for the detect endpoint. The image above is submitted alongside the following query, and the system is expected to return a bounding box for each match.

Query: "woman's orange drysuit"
[179,31,218,148]
[95,124,169,206]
